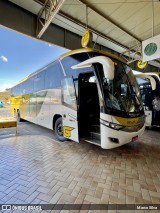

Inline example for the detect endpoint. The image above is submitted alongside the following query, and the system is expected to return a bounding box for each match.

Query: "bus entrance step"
[89,131,100,140]
[83,137,101,146]
[90,125,100,133]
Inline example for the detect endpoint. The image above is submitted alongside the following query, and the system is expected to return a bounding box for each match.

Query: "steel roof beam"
[37,0,65,38]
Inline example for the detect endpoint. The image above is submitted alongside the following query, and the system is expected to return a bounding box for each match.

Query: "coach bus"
[10,48,145,149]
[134,71,160,128]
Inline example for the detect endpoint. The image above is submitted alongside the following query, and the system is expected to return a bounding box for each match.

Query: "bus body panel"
[36,89,62,129]
[62,106,79,142]
[11,88,64,130]
[28,93,37,124]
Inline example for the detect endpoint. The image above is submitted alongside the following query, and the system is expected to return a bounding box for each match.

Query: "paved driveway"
[0,107,160,212]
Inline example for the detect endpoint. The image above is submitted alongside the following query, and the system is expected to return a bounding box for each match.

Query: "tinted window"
[10,88,13,96]
[62,78,77,110]
[13,85,21,96]
[11,87,16,96]
[11,77,35,96]
[20,78,34,94]
[34,71,45,92]
[45,62,64,89]
[28,77,34,93]
[61,53,92,78]
[21,81,27,94]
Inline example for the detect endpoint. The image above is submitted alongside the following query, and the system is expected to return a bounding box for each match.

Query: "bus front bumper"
[101,124,145,149]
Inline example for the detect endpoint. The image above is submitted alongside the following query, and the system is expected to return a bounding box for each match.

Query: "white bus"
[134,71,160,128]
[10,48,145,149]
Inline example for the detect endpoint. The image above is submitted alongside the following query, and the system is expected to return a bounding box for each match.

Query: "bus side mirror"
[134,74,156,90]
[102,58,114,80]
[71,56,114,80]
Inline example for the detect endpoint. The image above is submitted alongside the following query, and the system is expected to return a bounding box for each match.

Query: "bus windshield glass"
[96,60,143,117]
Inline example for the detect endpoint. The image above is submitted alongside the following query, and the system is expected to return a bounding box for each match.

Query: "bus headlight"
[110,123,125,130]
[101,120,124,130]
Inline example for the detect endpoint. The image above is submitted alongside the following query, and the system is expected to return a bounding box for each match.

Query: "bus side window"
[14,85,21,96]
[61,53,91,78]
[34,72,45,92]
[61,78,77,110]
[28,77,34,93]
[45,62,63,89]
[11,88,15,96]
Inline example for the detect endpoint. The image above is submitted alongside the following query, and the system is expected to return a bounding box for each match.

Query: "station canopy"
[9,0,160,66]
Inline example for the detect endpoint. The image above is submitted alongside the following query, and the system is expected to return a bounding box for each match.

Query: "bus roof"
[12,48,126,88]
[133,71,160,80]
[143,72,160,77]
[60,48,126,63]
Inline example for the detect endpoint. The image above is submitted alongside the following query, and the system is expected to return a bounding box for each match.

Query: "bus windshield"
[96,61,143,117]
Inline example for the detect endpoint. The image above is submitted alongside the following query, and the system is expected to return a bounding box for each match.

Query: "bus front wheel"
[54,117,66,142]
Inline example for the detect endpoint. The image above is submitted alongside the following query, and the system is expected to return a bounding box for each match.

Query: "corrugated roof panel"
[86,0,125,17]
[107,27,125,39]
[106,1,149,25]
[61,1,88,22]
[118,33,139,47]
[61,0,82,13]
[139,23,160,41]
[86,10,110,29]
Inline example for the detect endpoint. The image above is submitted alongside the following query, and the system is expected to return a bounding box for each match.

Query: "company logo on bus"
[63,126,74,137]
[127,116,145,125]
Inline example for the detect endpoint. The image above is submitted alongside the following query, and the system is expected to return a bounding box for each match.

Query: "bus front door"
[61,78,79,142]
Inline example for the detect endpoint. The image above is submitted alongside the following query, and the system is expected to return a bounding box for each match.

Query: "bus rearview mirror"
[71,56,114,80]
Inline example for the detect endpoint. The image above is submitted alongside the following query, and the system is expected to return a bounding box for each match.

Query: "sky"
[0,26,68,92]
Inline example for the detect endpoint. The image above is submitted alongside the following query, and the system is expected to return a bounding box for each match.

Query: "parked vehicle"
[10,48,145,149]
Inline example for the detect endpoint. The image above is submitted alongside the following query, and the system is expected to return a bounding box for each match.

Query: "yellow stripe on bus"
[113,116,145,127]
[60,48,126,63]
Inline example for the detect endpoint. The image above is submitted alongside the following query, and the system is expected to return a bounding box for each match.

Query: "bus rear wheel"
[54,117,66,142]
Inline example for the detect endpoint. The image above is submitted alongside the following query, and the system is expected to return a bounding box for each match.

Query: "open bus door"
[135,74,156,127]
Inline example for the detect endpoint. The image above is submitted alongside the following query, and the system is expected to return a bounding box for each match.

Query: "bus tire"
[54,117,66,142]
